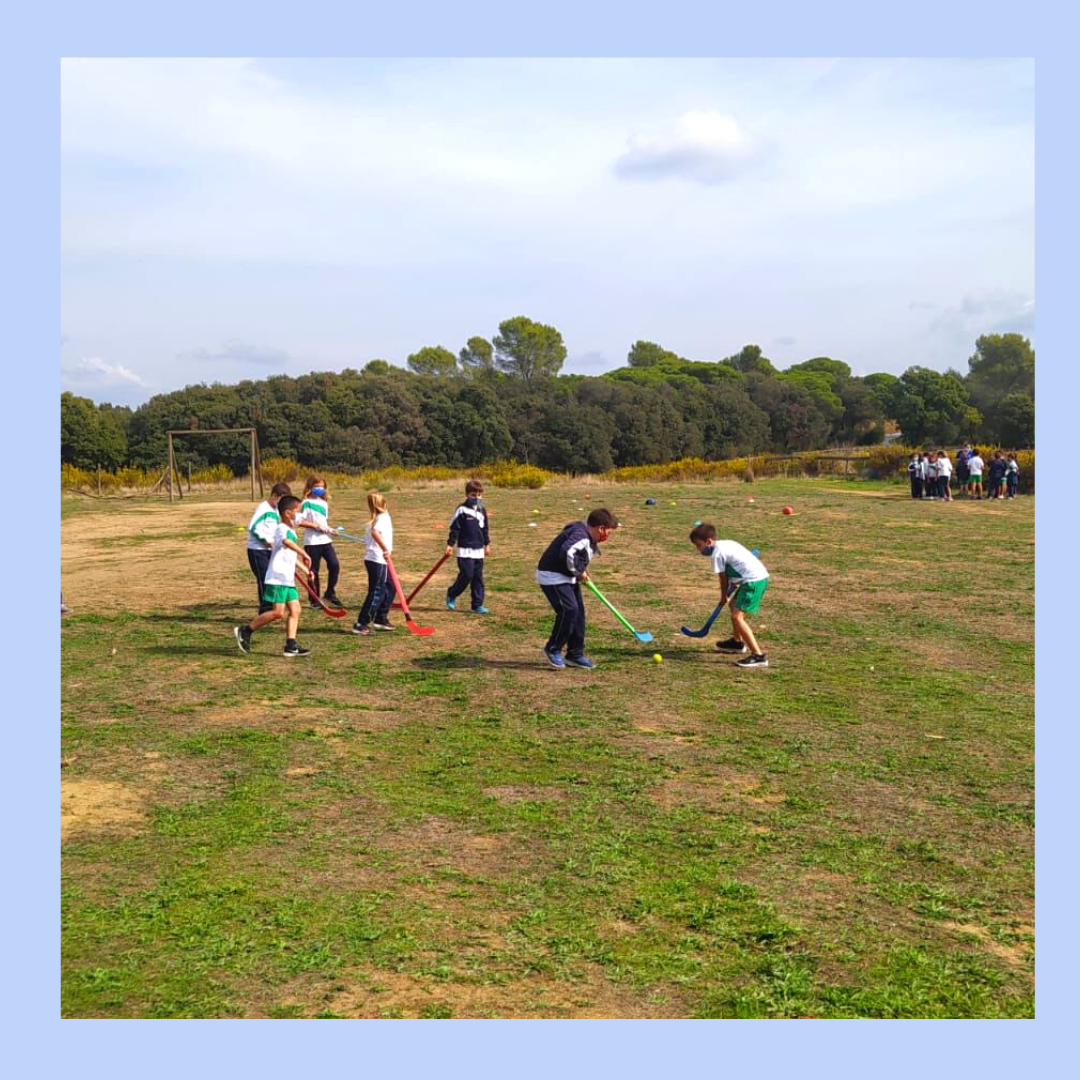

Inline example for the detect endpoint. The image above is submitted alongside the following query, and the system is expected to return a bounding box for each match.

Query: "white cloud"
[928,291,1035,347]
[63,356,149,388]
[613,110,762,185]
[180,339,290,366]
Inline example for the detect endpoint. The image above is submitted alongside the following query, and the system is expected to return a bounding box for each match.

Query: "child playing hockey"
[535,508,618,670]
[244,482,293,614]
[445,479,491,614]
[235,495,313,657]
[298,474,343,610]
[689,523,770,668]
[351,493,395,635]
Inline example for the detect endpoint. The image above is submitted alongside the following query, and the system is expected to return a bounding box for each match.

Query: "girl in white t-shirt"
[936,451,953,501]
[298,473,343,609]
[352,493,395,635]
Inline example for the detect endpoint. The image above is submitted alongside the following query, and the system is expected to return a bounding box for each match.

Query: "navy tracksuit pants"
[247,548,272,614]
[305,543,340,599]
[356,559,392,627]
[447,556,485,610]
[540,582,586,657]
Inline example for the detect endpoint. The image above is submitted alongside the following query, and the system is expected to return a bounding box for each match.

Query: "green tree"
[493,316,567,380]
[893,367,975,445]
[406,345,459,377]
[965,334,1035,443]
[61,392,129,470]
[627,340,681,368]
[996,392,1035,448]
[722,344,777,376]
[459,336,495,375]
[863,372,901,418]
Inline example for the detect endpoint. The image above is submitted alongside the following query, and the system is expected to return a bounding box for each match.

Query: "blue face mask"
[311,487,326,497]
[700,544,716,558]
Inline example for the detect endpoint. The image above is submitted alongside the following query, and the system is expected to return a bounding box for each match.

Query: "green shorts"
[732,578,768,615]
[263,584,299,604]
[969,474,981,484]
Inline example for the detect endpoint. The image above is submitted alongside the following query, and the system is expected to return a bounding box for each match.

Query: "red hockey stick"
[384,554,435,636]
[294,570,347,618]
[392,551,451,608]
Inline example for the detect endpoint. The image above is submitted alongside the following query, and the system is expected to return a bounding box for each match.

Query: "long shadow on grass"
[409,655,554,672]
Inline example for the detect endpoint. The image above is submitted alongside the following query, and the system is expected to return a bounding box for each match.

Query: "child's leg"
[248,549,272,613]
[374,565,393,623]
[471,559,485,610]
[249,603,285,632]
[323,544,341,596]
[541,584,578,654]
[447,558,471,599]
[356,560,380,626]
[285,599,301,641]
[567,583,587,656]
[306,546,323,596]
[731,609,762,656]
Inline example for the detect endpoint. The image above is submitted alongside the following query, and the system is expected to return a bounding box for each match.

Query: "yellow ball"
[652,653,663,663]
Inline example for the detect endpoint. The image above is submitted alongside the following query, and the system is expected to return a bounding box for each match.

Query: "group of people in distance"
[233,476,772,669]
[908,446,1020,502]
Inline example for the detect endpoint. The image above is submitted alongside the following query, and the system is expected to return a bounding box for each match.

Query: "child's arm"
[283,537,312,567]
[445,510,459,556]
[370,528,390,554]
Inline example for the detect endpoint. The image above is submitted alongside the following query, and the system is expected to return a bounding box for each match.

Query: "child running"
[235,495,313,657]
[689,523,770,669]
[535,508,618,670]
[244,482,293,614]
[445,479,491,614]
[298,474,343,610]
[351,493,395,636]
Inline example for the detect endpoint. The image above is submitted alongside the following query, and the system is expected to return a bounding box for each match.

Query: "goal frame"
[164,427,264,502]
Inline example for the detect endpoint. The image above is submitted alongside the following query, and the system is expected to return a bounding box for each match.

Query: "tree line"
[60,317,1035,475]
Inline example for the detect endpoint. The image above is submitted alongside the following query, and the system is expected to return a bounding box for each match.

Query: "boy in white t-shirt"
[689,524,770,669]
[235,496,313,657]
[967,451,985,499]
[244,482,293,614]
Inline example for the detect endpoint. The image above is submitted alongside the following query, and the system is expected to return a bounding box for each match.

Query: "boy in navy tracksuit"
[535,508,618,670]
[445,480,491,614]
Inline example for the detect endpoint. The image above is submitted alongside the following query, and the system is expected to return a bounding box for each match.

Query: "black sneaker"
[736,653,769,669]
[234,626,252,655]
[283,641,311,657]
[715,637,748,653]
[324,595,345,608]
[372,622,395,632]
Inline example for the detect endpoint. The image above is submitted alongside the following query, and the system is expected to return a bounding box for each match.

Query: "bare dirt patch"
[646,769,781,810]
[386,816,519,878]
[300,964,680,1018]
[61,779,145,842]
[483,785,567,804]
[943,921,1034,970]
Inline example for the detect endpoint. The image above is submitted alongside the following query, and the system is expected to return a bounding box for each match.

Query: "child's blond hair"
[367,492,388,522]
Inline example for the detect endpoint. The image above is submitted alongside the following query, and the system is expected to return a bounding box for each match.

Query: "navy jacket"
[446,497,490,552]
[536,521,596,584]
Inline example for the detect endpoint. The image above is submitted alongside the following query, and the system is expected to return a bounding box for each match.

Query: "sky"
[60,58,1035,407]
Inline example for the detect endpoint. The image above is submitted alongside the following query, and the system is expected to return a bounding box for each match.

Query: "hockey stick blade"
[294,572,347,618]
